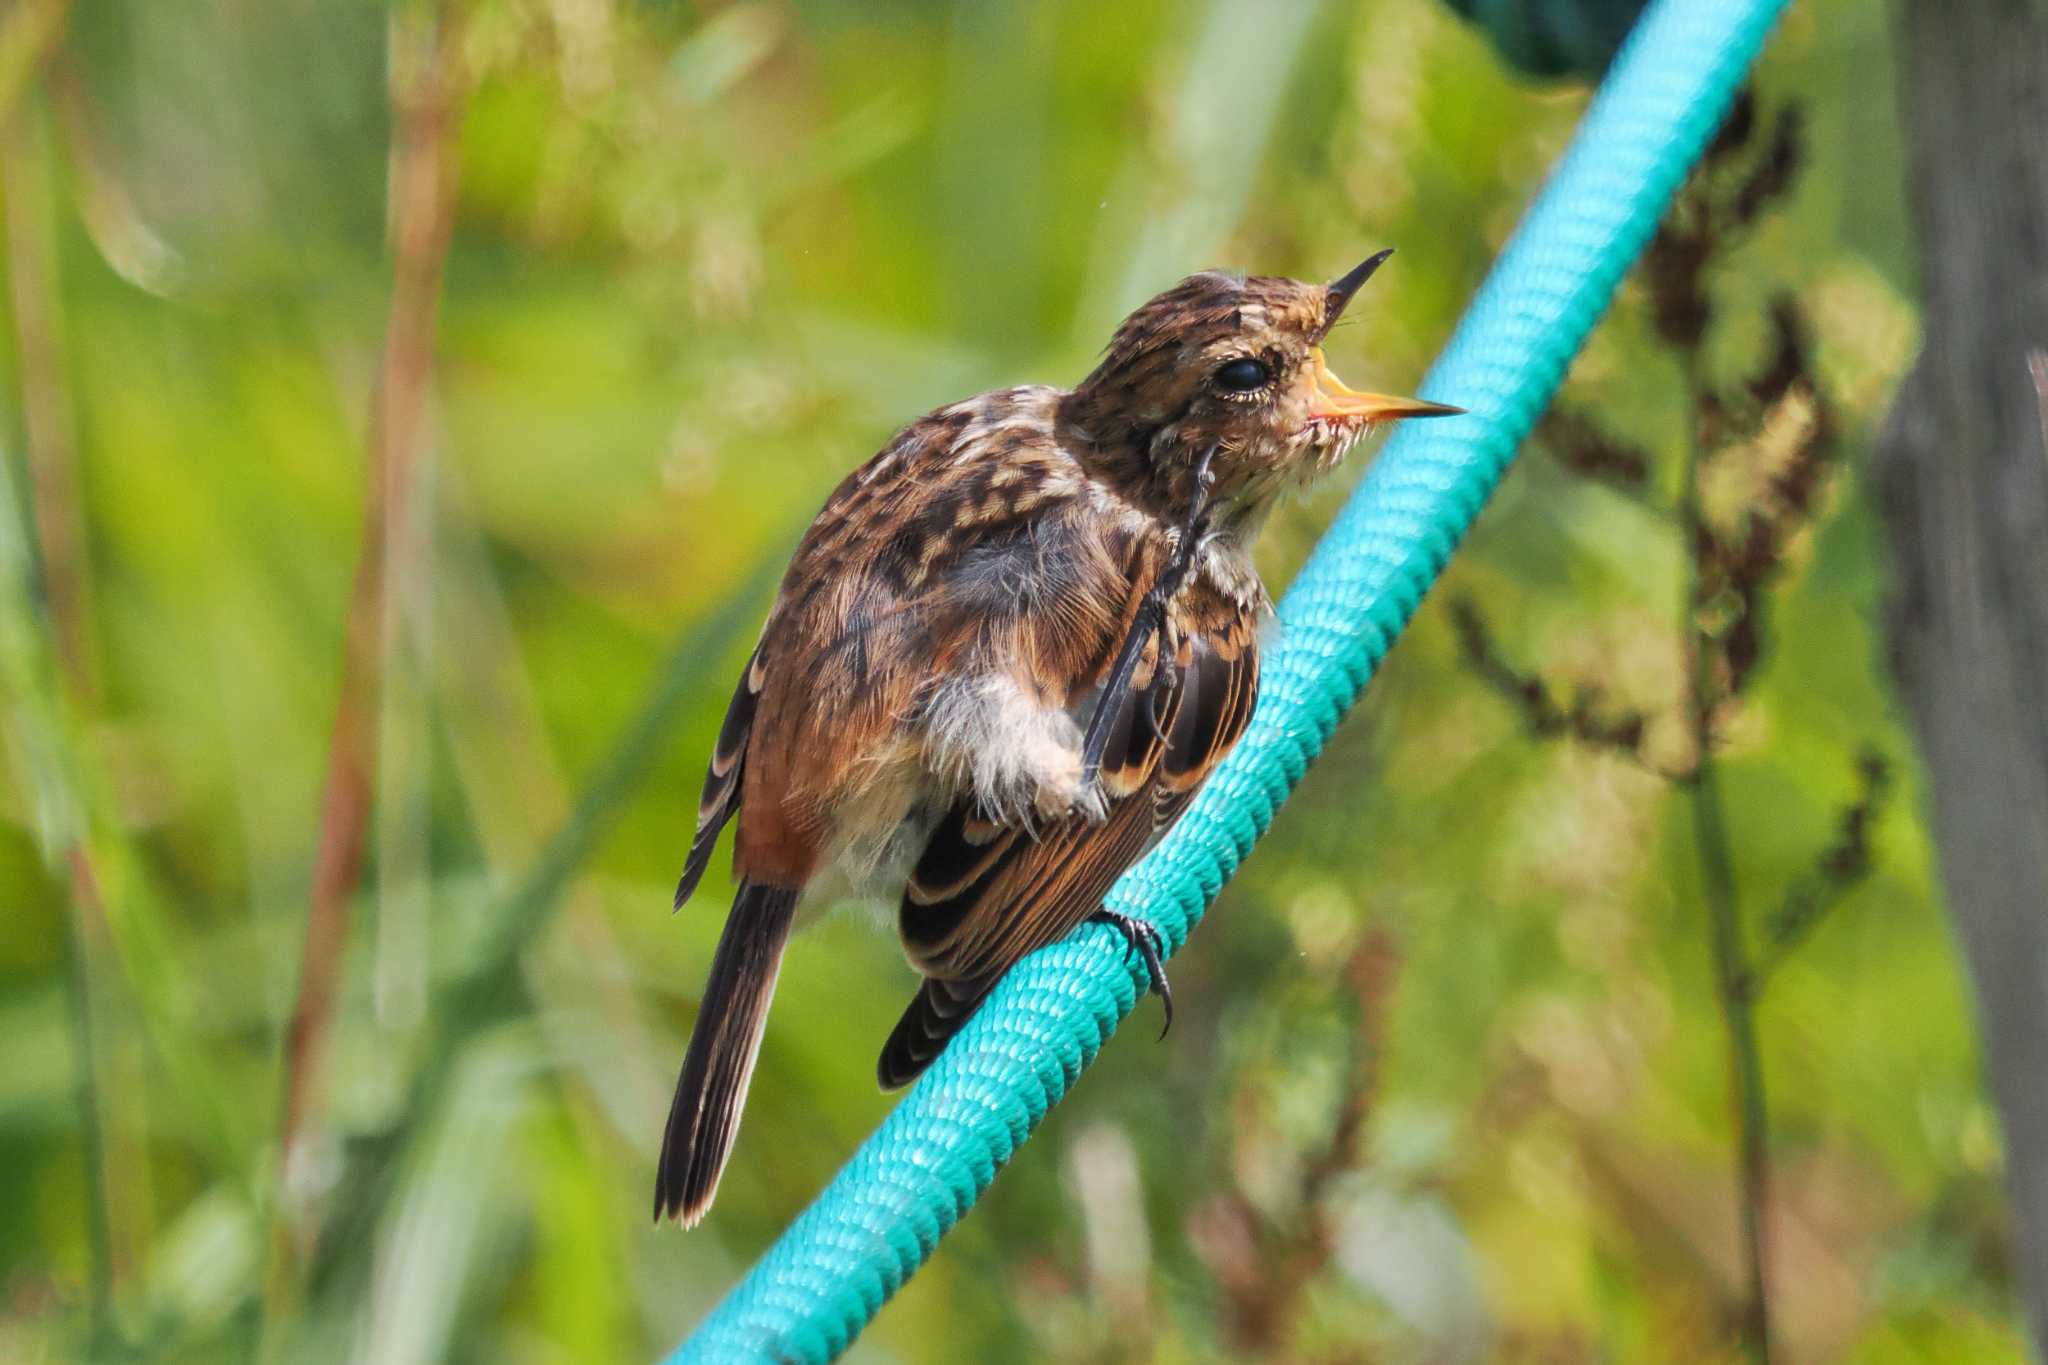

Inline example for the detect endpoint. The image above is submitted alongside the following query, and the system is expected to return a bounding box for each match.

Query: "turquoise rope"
[670,0,1787,1358]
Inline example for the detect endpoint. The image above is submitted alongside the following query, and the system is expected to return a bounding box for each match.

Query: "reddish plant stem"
[274,0,464,1257]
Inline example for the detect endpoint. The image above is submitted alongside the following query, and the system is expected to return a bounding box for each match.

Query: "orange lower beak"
[1307,347,1464,423]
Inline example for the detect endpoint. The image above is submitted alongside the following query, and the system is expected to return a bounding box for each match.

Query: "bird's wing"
[673,645,765,909]
[678,387,1112,893]
[877,601,1258,1088]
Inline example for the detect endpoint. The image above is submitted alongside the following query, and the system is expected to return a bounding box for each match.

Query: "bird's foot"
[1089,908,1175,1038]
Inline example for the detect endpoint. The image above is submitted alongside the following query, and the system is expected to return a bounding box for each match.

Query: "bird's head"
[1066,251,1461,524]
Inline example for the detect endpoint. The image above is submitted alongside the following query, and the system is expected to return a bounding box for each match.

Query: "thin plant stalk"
[0,0,69,145]
[270,0,465,1285]
[3,90,90,696]
[60,847,114,1346]
[1679,362,1774,1365]
[3,73,125,1339]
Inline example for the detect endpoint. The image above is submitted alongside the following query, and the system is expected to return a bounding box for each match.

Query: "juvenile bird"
[656,252,1460,1225]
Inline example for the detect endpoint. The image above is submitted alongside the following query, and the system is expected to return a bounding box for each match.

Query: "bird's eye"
[1213,357,1271,393]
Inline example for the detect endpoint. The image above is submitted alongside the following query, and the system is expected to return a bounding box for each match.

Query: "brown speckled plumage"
[656,256,1460,1226]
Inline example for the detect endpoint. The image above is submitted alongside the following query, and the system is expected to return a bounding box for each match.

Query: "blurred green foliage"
[0,1,2021,1362]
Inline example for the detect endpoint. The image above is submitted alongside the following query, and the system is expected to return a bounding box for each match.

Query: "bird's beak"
[1307,347,1465,423]
[1322,248,1396,330]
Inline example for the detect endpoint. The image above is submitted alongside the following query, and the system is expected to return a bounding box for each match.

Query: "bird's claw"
[1089,908,1175,1039]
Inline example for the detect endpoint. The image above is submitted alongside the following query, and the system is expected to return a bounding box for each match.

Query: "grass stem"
[1679,357,1774,1365]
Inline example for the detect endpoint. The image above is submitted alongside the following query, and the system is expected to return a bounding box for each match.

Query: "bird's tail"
[654,882,799,1226]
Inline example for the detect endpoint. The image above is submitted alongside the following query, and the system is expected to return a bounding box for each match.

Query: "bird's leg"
[1080,445,1219,781]
[1089,908,1175,1038]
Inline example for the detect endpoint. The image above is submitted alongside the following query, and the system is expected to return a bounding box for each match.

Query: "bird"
[655,250,1461,1226]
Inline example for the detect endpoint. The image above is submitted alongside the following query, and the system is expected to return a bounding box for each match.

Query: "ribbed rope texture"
[669,0,1788,1358]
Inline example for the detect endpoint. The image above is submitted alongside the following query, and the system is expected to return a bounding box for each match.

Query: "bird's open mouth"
[1304,348,1464,427]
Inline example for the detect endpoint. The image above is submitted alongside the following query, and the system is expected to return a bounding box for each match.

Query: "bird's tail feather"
[654,882,799,1226]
